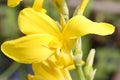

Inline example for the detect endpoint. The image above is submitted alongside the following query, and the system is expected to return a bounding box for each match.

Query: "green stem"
[0,62,21,80]
[73,38,86,80]
[75,65,86,80]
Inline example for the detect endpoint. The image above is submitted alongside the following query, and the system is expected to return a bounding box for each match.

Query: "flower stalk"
[73,38,86,80]
[73,0,88,79]
[84,49,96,80]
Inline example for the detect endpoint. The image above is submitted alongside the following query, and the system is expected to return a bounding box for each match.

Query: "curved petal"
[63,15,115,38]
[7,0,21,7]
[1,34,57,64]
[32,60,72,80]
[18,8,61,37]
[56,50,74,68]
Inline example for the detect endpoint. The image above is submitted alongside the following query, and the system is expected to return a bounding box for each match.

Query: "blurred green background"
[0,0,120,80]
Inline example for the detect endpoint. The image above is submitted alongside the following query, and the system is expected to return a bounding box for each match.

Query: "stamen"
[33,0,44,11]
[56,48,61,56]
[60,14,66,30]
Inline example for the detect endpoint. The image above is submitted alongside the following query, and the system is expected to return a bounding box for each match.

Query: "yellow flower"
[28,59,72,80]
[1,0,114,67]
[1,0,115,80]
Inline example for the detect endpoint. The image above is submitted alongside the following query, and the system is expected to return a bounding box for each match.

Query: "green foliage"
[95,48,120,80]
[43,0,59,21]
[0,5,20,39]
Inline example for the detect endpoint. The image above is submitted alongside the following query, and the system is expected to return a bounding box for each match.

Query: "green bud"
[84,49,96,80]
[86,49,95,66]
[52,0,69,21]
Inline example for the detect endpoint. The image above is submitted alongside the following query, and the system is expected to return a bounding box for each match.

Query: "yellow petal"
[77,0,89,15]
[32,0,44,11]
[18,8,61,37]
[32,60,72,80]
[7,0,21,7]
[63,15,115,38]
[56,50,74,68]
[1,34,57,63]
